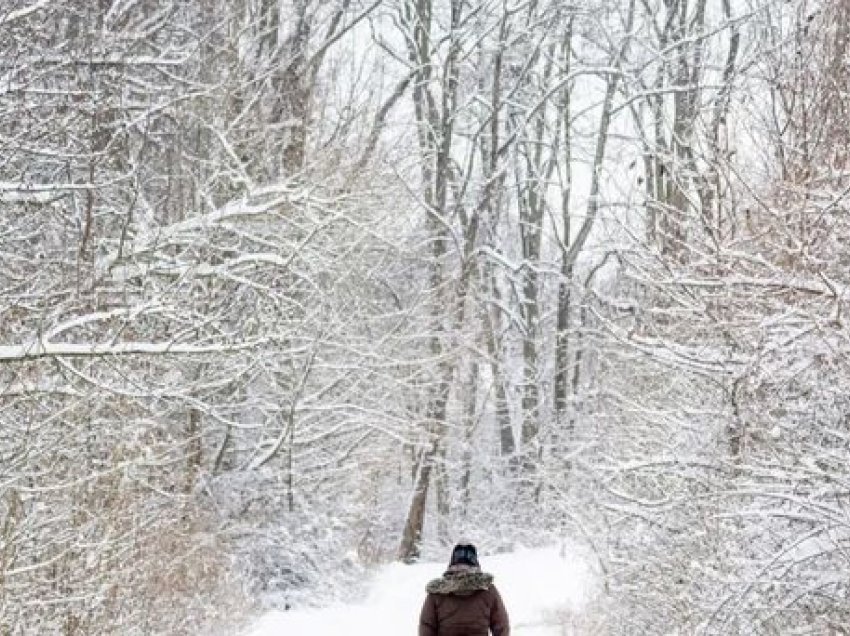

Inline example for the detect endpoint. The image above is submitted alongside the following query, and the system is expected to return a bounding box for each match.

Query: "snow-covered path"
[245,546,593,635]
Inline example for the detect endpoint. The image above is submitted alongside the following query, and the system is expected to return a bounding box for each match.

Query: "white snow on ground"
[245,545,594,635]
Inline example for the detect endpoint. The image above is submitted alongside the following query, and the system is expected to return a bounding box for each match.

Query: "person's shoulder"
[486,581,504,598]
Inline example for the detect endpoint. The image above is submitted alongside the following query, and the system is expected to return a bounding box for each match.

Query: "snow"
[243,546,594,635]
[0,0,52,28]
[0,338,272,361]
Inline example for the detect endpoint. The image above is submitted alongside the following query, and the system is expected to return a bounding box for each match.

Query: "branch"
[0,0,51,27]
[0,338,274,363]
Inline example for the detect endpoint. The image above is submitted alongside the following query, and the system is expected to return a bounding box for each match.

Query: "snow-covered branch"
[0,338,271,362]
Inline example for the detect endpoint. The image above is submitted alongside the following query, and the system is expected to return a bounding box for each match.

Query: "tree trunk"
[398,379,450,562]
[185,407,202,494]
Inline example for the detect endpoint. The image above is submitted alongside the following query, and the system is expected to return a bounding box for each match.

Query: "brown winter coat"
[418,570,510,636]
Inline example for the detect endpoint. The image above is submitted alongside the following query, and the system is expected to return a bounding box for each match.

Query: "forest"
[1,0,849,633]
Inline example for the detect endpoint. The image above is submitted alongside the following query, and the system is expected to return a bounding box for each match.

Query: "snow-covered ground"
[245,545,595,635]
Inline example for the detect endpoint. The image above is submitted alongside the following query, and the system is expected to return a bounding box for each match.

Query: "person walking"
[418,542,510,636]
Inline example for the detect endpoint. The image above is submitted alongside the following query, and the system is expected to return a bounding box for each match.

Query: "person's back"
[418,543,510,636]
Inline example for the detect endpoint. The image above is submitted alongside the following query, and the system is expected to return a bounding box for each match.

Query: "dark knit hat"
[449,543,479,568]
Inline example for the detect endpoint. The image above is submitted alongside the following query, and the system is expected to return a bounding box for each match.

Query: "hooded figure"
[418,543,510,636]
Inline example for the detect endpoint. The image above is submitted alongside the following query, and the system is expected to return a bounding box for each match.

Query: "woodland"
[1,0,849,633]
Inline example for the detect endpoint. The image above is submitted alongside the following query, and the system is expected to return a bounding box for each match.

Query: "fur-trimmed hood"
[425,571,494,595]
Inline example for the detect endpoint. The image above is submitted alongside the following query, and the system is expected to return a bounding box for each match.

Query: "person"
[418,542,510,636]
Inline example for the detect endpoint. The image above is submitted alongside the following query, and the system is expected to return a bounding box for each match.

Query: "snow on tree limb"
[0,337,280,362]
[0,0,51,27]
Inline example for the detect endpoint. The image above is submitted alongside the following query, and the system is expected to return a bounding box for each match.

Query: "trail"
[245,545,594,635]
